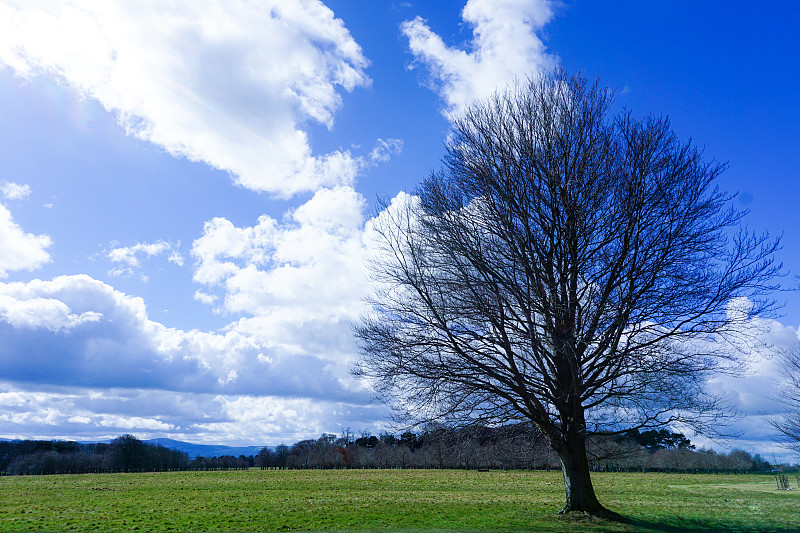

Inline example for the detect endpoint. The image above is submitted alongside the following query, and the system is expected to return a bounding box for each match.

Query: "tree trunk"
[555,433,615,518]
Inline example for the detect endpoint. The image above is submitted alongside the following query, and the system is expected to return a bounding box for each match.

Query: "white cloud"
[0,272,371,402]
[369,138,404,163]
[0,385,388,444]
[193,290,218,306]
[696,319,800,456]
[189,186,375,407]
[0,0,372,196]
[0,203,52,277]
[98,415,175,431]
[188,190,438,415]
[108,241,174,267]
[0,294,101,332]
[167,251,184,267]
[107,241,184,279]
[0,181,31,200]
[192,185,369,323]
[403,0,556,118]
[195,395,389,445]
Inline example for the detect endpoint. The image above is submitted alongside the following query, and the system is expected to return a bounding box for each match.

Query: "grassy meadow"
[1,469,798,532]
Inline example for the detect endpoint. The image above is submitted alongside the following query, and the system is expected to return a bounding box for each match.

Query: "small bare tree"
[355,71,780,517]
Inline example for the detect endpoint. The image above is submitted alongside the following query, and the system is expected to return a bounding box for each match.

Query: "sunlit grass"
[1,469,798,532]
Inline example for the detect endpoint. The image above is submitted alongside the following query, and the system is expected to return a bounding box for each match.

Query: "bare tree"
[355,71,780,517]
[770,345,800,453]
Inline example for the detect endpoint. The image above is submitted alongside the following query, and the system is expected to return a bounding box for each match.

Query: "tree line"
[256,426,774,474]
[2,427,775,476]
[0,435,267,475]
[0,435,189,475]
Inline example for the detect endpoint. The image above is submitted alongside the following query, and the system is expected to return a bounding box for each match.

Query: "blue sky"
[0,0,798,457]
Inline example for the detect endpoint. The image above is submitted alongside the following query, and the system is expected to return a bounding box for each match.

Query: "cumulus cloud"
[0,181,31,200]
[691,318,800,456]
[0,203,52,277]
[0,0,373,196]
[194,395,389,445]
[189,185,375,405]
[0,387,220,441]
[0,274,368,401]
[0,385,388,444]
[403,0,556,118]
[192,185,369,322]
[0,294,101,332]
[0,160,400,445]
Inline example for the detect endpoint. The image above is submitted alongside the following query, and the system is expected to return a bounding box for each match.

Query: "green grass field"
[1,469,798,532]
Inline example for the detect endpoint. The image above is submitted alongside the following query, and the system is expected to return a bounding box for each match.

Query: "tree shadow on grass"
[619,515,800,533]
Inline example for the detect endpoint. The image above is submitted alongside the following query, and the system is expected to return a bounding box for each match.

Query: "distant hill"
[145,438,269,459]
[0,437,269,459]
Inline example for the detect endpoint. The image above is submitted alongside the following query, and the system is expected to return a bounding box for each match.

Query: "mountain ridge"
[0,437,270,459]
[144,438,269,459]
